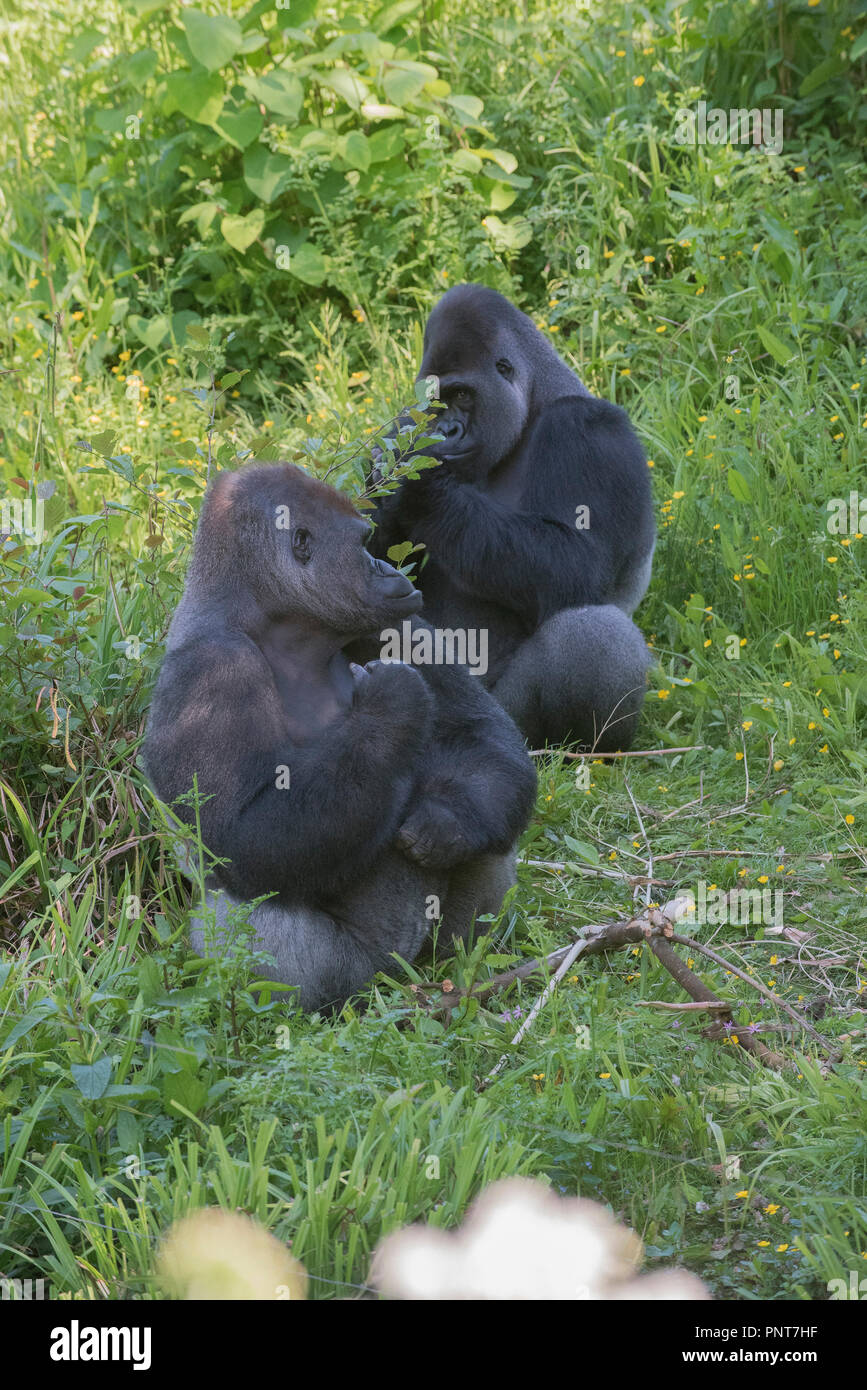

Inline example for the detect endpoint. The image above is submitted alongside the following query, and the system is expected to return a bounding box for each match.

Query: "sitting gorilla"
[143,463,536,1011]
[369,284,655,750]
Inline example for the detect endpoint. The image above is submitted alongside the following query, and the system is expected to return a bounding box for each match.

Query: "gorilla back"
[370,284,655,750]
[143,463,536,1011]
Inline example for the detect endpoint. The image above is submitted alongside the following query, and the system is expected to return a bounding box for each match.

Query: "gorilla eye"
[292,527,312,563]
[496,358,514,378]
[453,387,473,405]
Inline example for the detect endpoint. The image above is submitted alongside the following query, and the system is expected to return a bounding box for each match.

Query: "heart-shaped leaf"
[243,145,293,203]
[241,69,303,120]
[165,70,224,125]
[71,1056,113,1099]
[286,242,327,285]
[182,8,242,72]
[343,130,371,171]
[216,105,263,150]
[221,208,265,252]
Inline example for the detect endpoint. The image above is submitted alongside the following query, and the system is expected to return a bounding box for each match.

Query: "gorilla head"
[415,283,588,480]
[189,464,422,635]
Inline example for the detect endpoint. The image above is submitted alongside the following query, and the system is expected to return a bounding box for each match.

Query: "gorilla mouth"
[391,588,424,612]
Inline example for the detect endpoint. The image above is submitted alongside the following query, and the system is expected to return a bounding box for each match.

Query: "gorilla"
[143,463,536,1012]
[369,284,655,750]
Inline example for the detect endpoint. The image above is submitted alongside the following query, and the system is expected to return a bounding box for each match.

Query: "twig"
[634,1000,732,1011]
[648,935,792,1072]
[528,745,706,759]
[482,935,589,1086]
[624,777,652,908]
[669,931,834,1051]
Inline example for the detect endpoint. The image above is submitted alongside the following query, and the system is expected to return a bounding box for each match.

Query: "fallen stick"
[634,1000,732,1011]
[529,745,706,759]
[668,930,834,1051]
[408,895,837,1077]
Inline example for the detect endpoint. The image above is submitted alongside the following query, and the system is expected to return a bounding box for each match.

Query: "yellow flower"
[736,1190,749,1199]
[827,556,838,563]
[599,1072,611,1079]
[633,75,645,87]
[773,759,783,771]
[758,875,768,884]
[673,490,684,499]
[657,688,669,699]
[735,751,744,761]
[845,813,855,824]
[656,324,666,333]
[742,720,753,730]
[643,255,655,263]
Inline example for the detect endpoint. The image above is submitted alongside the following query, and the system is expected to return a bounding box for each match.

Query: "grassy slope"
[0,0,865,1299]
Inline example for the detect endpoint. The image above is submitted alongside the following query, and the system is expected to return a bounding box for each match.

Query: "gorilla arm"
[371,396,651,626]
[396,659,537,868]
[347,621,537,871]
[144,635,433,902]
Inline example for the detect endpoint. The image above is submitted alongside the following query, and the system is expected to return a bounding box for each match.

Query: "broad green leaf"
[178,200,220,236]
[286,241,327,285]
[383,61,436,105]
[367,125,405,162]
[727,467,753,503]
[243,145,293,203]
[182,8,242,72]
[444,93,484,122]
[490,184,517,211]
[360,102,405,120]
[125,48,158,90]
[343,130,371,171]
[127,313,170,349]
[482,214,532,251]
[799,56,845,96]
[241,69,303,120]
[221,208,265,252]
[215,105,263,150]
[756,324,797,366]
[474,147,517,174]
[71,1056,113,1099]
[452,149,482,175]
[165,70,224,125]
[317,67,369,110]
[164,1070,209,1114]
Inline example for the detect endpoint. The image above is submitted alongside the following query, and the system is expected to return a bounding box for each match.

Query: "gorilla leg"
[192,849,444,1012]
[492,605,650,750]
[440,850,517,947]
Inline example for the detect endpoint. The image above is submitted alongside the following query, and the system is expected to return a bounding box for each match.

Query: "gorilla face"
[416,301,530,479]
[204,464,423,633]
[287,509,424,635]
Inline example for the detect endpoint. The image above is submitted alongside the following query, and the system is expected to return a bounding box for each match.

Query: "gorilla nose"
[440,418,464,440]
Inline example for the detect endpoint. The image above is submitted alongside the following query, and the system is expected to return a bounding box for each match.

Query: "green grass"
[1,0,866,1300]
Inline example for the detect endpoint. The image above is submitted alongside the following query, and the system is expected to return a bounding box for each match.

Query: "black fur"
[371,284,655,749]
[143,463,536,1010]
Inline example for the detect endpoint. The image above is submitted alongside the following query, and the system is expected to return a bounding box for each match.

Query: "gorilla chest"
[418,560,529,684]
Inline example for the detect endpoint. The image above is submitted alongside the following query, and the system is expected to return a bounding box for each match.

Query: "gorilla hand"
[395,799,472,870]
[350,659,432,733]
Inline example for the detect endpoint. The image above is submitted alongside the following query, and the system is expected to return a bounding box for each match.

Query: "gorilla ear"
[292,527,312,563]
[496,358,514,378]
